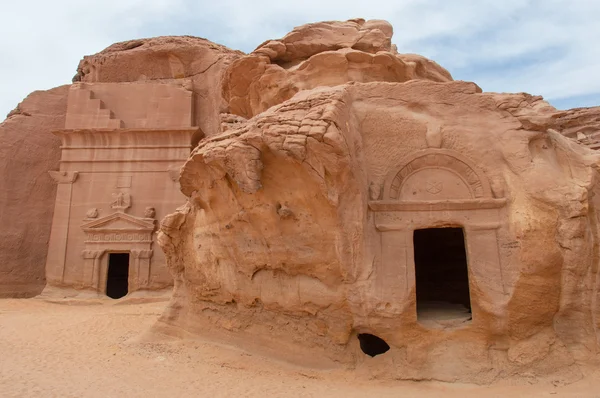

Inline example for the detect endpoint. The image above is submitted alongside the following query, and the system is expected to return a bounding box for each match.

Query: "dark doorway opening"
[106,253,129,299]
[413,227,472,325]
[357,333,390,357]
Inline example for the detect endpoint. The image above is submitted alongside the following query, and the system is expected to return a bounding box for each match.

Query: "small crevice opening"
[357,333,390,357]
[106,253,130,299]
[414,227,472,326]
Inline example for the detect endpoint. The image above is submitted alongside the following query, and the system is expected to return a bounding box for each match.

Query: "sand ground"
[1,298,599,398]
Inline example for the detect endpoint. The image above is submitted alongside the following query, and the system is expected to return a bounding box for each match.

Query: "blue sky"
[1,0,599,119]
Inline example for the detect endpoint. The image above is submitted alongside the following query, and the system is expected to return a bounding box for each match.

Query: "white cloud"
[1,0,599,118]
[0,0,184,117]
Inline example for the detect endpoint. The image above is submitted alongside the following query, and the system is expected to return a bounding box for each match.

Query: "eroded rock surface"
[222,19,452,118]
[158,77,600,383]
[2,15,600,384]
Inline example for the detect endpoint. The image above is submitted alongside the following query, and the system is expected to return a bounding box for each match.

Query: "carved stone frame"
[80,212,155,294]
[369,149,507,330]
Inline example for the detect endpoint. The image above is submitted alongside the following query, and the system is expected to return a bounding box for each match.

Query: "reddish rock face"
[42,82,198,298]
[0,86,69,297]
[157,78,600,382]
[154,20,600,383]
[2,16,600,384]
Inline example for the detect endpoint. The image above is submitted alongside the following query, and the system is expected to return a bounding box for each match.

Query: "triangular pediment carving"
[81,212,155,232]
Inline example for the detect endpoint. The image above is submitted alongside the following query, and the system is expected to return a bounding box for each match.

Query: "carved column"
[378,230,412,305]
[81,249,104,290]
[131,249,153,290]
[45,171,79,284]
[464,224,508,334]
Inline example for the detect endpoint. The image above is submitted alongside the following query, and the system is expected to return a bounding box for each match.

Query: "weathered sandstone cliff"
[154,20,600,383]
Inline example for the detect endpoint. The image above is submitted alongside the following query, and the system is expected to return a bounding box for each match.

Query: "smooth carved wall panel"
[44,120,197,296]
[399,168,472,200]
[65,82,193,130]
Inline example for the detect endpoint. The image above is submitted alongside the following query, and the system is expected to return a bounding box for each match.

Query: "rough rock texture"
[2,15,600,383]
[0,86,69,297]
[222,19,452,118]
[157,78,600,382]
[75,36,243,140]
[485,93,600,149]
[551,106,600,149]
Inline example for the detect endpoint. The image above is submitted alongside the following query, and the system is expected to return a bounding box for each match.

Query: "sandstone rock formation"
[2,15,600,384]
[1,36,240,298]
[223,19,452,118]
[551,106,600,149]
[0,86,69,297]
[41,81,199,298]
[154,20,600,383]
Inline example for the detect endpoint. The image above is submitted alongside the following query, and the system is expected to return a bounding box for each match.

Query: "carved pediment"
[81,212,155,233]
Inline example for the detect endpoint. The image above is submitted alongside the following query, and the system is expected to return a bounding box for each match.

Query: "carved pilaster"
[45,171,79,284]
[81,249,105,288]
[131,249,153,259]
[48,170,79,184]
[131,249,153,288]
[82,250,104,259]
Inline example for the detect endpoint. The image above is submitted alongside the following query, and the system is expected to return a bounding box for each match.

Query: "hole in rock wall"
[413,228,472,326]
[106,253,130,299]
[357,333,390,357]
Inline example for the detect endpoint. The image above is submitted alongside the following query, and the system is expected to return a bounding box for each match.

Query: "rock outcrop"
[2,16,600,384]
[154,20,600,384]
[222,19,452,118]
[157,78,600,383]
[0,86,69,297]
[550,106,600,149]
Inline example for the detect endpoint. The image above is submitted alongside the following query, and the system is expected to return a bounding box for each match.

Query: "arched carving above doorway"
[368,148,508,331]
[383,149,493,201]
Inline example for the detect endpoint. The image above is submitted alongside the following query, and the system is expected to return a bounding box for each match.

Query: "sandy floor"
[1,299,599,398]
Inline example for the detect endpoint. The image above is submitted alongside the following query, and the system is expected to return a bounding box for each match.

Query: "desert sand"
[1,298,599,397]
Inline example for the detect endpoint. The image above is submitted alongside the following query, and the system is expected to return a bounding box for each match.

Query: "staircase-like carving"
[65,86,123,129]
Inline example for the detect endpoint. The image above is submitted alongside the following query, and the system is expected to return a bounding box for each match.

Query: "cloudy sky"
[1,0,599,119]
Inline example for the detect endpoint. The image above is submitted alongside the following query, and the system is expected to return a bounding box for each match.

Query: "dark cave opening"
[357,333,390,357]
[413,227,472,323]
[106,253,130,299]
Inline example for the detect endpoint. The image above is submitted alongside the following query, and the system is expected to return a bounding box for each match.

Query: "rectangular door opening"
[106,253,130,299]
[413,227,472,327]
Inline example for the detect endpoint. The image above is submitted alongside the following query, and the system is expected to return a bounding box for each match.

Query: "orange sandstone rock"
[222,19,452,118]
[157,75,600,382]
[1,17,600,385]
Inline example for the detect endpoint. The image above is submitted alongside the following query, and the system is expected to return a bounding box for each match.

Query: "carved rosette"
[144,207,156,219]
